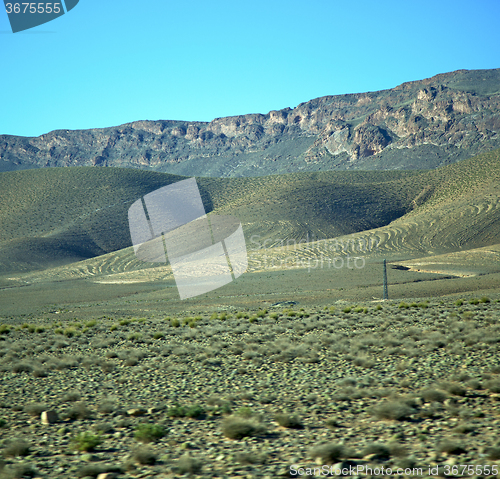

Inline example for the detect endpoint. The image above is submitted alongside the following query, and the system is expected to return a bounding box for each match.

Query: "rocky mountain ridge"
[1,68,499,176]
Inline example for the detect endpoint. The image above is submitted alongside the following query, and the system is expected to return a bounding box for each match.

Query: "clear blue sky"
[1,0,499,137]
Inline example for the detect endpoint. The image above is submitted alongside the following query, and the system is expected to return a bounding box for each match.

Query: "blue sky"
[1,0,499,137]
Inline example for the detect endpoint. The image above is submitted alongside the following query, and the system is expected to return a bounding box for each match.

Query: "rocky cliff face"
[1,69,499,176]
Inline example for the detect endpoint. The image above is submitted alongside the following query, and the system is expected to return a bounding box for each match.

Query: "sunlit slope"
[0,148,499,275]
[0,168,186,273]
[0,167,421,273]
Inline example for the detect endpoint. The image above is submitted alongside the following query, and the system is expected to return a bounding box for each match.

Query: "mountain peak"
[1,68,499,176]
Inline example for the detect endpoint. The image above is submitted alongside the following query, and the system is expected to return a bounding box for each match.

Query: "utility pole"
[383,259,388,300]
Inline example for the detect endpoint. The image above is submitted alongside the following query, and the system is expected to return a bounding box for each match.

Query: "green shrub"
[62,391,81,402]
[134,423,166,443]
[372,400,415,421]
[421,389,447,403]
[65,402,92,420]
[309,443,346,464]
[275,413,303,429]
[132,446,157,465]
[0,324,11,335]
[455,299,464,306]
[325,418,341,429]
[24,403,48,417]
[177,453,202,474]
[235,407,253,418]
[484,379,500,393]
[207,401,232,416]
[221,417,266,439]
[487,447,500,460]
[167,404,186,418]
[269,312,278,320]
[462,311,474,320]
[185,404,205,419]
[171,318,180,328]
[85,320,97,328]
[452,423,476,434]
[153,332,165,340]
[362,443,391,459]
[480,296,491,303]
[76,464,123,478]
[64,327,77,338]
[399,302,409,309]
[4,440,31,457]
[167,403,204,419]
[12,362,33,373]
[440,381,467,397]
[70,432,102,452]
[97,400,116,415]
[343,307,351,313]
[437,440,466,455]
[353,307,363,313]
[469,298,480,305]
[77,465,107,478]
[119,319,131,326]
[93,422,113,434]
[235,452,265,464]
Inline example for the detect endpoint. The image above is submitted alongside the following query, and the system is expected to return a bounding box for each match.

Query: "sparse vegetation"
[70,432,102,452]
[221,417,266,439]
[372,400,416,421]
[362,443,391,459]
[275,413,303,429]
[309,443,346,464]
[64,402,92,420]
[24,403,47,417]
[167,403,205,419]
[132,446,157,465]
[4,440,31,457]
[437,440,467,455]
[421,388,448,403]
[177,453,202,474]
[0,324,10,335]
[134,423,166,443]
[0,292,499,476]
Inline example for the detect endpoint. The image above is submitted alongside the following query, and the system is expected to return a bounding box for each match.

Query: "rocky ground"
[1,296,500,478]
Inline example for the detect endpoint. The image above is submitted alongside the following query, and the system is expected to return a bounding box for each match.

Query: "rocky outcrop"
[1,69,499,176]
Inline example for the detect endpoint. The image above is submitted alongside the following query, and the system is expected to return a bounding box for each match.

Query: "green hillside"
[0,148,499,274]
